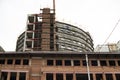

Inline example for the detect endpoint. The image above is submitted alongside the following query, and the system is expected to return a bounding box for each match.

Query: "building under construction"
[1,0,120,80]
[16,7,94,52]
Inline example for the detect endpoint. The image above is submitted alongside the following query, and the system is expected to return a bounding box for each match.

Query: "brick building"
[0,51,120,80]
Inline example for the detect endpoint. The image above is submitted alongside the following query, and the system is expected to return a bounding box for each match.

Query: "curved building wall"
[56,21,94,52]
[16,21,94,52]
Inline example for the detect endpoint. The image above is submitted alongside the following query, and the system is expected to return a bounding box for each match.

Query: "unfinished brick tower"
[18,8,56,51]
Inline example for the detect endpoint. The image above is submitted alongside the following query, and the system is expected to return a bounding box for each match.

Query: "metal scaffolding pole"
[85,53,91,80]
[85,38,90,80]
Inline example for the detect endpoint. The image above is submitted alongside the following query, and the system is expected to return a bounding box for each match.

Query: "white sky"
[0,0,120,51]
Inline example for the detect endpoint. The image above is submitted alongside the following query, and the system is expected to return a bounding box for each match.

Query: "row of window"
[0,59,29,65]
[46,73,120,80]
[1,72,26,80]
[47,59,120,66]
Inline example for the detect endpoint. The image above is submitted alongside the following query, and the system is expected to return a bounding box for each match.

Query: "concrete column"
[112,73,116,80]
[103,73,106,80]
[13,59,15,65]
[53,73,56,80]
[73,73,76,80]
[71,60,74,66]
[88,60,91,66]
[115,60,118,66]
[97,60,100,66]
[21,58,23,65]
[63,73,66,80]
[54,59,56,66]
[7,72,10,80]
[16,72,19,80]
[80,60,82,66]
[41,73,45,80]
[62,60,65,66]
[5,59,7,65]
[93,73,96,80]
[26,72,29,80]
[106,60,109,66]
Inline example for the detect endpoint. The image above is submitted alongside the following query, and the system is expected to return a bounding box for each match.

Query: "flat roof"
[0,51,120,58]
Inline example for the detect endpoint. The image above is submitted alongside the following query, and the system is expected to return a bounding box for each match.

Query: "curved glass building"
[56,21,94,52]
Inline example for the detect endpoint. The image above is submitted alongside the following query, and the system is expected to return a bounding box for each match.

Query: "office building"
[1,51,120,80]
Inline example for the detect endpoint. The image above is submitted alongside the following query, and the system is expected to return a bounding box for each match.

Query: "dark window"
[66,74,73,80]
[56,60,62,66]
[7,59,13,65]
[117,60,120,66]
[73,60,80,66]
[47,60,54,66]
[82,60,87,66]
[15,59,21,65]
[28,16,34,23]
[76,74,88,80]
[23,59,29,65]
[115,74,120,80]
[19,72,26,80]
[65,60,71,66]
[109,60,115,66]
[106,74,113,80]
[100,60,107,66]
[91,60,98,66]
[46,73,53,80]
[0,59,5,64]
[10,72,16,80]
[96,74,103,80]
[56,74,63,80]
[76,74,93,80]
[1,72,8,80]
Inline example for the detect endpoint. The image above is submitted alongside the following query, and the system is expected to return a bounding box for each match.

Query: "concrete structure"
[16,8,94,52]
[117,40,120,52]
[0,46,5,52]
[95,41,120,52]
[1,51,120,80]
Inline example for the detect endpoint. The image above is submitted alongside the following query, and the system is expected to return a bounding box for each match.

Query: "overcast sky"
[0,0,120,51]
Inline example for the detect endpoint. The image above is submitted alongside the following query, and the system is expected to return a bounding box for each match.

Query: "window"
[19,72,26,80]
[28,16,34,23]
[23,59,29,65]
[47,60,54,66]
[56,74,63,80]
[105,74,113,80]
[82,60,87,66]
[91,60,98,66]
[7,59,13,65]
[76,74,88,80]
[15,59,21,65]
[117,60,120,66]
[0,59,5,64]
[10,72,17,80]
[1,72,8,80]
[96,74,103,80]
[115,74,120,80]
[56,60,62,66]
[73,60,80,66]
[109,60,115,66]
[46,73,53,80]
[66,74,73,80]
[65,60,71,66]
[100,60,107,66]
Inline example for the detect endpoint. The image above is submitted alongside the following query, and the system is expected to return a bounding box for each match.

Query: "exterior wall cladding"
[16,8,94,52]
[1,51,120,80]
